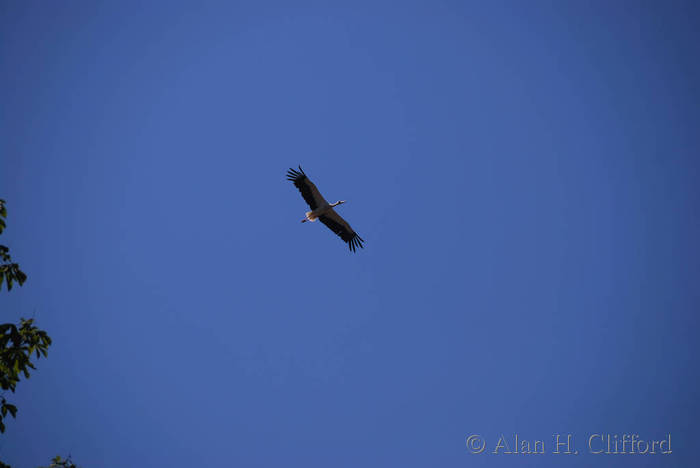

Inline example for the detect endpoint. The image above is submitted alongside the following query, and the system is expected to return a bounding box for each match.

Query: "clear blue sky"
[2,1,699,466]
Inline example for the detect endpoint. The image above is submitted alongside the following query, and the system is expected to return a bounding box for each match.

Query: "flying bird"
[287,166,365,252]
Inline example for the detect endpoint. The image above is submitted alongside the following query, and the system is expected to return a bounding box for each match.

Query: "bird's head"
[336,200,346,206]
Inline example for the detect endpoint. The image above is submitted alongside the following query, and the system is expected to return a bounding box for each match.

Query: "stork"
[286,166,365,252]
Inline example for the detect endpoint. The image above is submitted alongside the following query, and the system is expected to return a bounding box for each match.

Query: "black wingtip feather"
[286,167,306,182]
[345,234,364,253]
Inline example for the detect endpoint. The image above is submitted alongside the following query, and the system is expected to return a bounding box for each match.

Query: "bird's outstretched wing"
[286,166,327,210]
[319,209,365,252]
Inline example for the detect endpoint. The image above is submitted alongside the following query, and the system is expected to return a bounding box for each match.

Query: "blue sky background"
[1,1,699,466]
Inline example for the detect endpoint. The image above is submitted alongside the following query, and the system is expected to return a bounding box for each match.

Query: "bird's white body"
[302,201,343,223]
